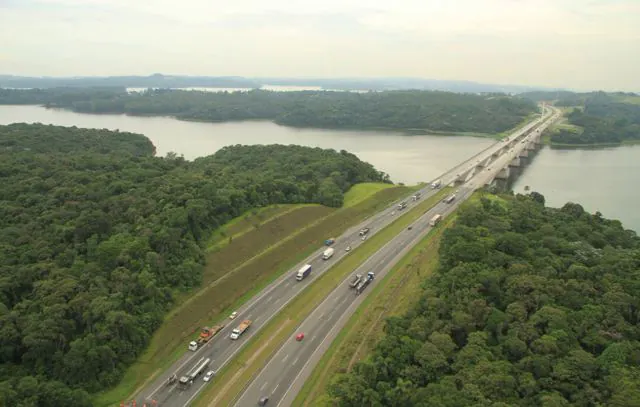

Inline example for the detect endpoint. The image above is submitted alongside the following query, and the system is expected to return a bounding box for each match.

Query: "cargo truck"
[412,192,422,201]
[322,248,334,260]
[429,214,443,226]
[230,319,252,340]
[431,179,442,189]
[325,238,336,246]
[179,358,211,388]
[397,201,407,210]
[188,324,224,351]
[296,264,312,281]
[443,194,456,204]
[359,227,370,236]
[355,272,375,295]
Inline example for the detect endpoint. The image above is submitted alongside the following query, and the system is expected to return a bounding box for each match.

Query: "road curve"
[132,106,557,407]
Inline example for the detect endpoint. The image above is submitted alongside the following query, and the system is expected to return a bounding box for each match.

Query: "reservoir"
[1,104,638,232]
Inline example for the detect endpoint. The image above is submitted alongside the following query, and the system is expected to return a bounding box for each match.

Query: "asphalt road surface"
[132,106,557,407]
[234,107,560,407]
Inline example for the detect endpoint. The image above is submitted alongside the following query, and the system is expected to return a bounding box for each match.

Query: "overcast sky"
[1,0,639,91]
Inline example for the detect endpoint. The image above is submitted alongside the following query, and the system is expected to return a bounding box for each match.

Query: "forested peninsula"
[0,88,537,134]
[523,91,640,146]
[0,123,388,406]
[330,193,640,406]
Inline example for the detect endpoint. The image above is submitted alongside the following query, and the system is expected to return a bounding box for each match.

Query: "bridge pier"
[518,149,529,159]
[509,157,521,167]
[495,167,510,180]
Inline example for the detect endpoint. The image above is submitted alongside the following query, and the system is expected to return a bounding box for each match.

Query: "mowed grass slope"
[194,187,451,407]
[206,204,302,252]
[94,183,411,406]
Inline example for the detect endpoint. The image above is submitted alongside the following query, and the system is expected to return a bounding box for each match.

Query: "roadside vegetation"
[0,88,537,134]
[296,204,458,406]
[192,187,452,406]
[329,192,640,406]
[96,184,412,406]
[0,123,390,406]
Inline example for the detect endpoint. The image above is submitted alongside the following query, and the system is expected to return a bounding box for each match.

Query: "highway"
[132,105,558,407]
[233,106,560,407]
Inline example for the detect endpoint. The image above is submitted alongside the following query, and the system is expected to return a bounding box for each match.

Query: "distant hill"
[254,77,562,94]
[0,74,260,89]
[0,74,561,94]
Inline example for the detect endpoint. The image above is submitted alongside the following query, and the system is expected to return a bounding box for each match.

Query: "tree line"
[0,123,388,406]
[552,93,640,145]
[0,88,537,134]
[329,193,640,406]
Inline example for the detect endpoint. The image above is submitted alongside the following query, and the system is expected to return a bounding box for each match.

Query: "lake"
[1,104,639,232]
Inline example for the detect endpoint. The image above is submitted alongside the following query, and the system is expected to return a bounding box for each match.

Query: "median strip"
[193,187,452,406]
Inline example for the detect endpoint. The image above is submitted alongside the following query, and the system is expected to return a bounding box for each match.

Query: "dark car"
[259,396,269,406]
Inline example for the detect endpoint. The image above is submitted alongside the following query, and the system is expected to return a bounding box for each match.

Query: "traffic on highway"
[132,105,558,407]
[233,107,560,407]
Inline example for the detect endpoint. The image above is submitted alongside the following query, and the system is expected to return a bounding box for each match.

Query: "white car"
[203,370,214,382]
[229,311,238,320]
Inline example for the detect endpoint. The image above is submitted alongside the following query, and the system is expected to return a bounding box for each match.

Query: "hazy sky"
[1,0,639,91]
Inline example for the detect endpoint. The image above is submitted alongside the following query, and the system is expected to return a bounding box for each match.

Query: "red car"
[296,333,305,341]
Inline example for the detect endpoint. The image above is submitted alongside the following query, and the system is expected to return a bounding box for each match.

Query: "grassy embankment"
[93,182,407,406]
[295,194,481,406]
[193,187,453,407]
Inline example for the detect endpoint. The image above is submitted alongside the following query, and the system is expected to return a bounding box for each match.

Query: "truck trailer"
[322,248,335,260]
[349,274,362,288]
[431,179,442,189]
[429,214,443,226]
[397,201,408,210]
[230,319,252,340]
[296,264,312,281]
[443,194,456,204]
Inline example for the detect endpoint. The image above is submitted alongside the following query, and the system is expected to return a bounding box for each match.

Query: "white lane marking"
[282,354,289,364]
[273,383,280,394]
[267,295,273,302]
[293,357,299,366]
[261,382,269,391]
[181,380,207,407]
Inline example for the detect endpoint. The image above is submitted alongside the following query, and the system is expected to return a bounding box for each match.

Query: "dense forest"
[551,93,640,145]
[0,123,388,406]
[329,193,640,406]
[0,88,538,134]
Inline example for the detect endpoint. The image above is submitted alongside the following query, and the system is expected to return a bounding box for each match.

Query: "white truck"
[429,214,443,226]
[296,264,312,281]
[431,179,442,189]
[322,247,335,260]
[230,319,252,340]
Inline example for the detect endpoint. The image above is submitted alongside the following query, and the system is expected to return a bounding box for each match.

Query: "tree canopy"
[0,88,537,134]
[0,123,388,406]
[329,193,640,406]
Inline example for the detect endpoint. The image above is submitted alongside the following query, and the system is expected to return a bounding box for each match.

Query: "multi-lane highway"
[233,106,560,407]
[133,105,557,407]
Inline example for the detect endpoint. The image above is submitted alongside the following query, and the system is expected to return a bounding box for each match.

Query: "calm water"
[1,105,638,232]
[512,146,640,232]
